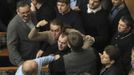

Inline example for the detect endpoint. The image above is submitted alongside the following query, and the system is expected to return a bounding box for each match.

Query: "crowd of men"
[0,0,134,75]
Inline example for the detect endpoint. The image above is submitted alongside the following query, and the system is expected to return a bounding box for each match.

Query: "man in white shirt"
[15,55,60,75]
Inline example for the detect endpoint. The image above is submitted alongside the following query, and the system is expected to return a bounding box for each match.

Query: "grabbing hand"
[36,20,48,27]
[54,54,60,60]
[36,50,44,58]
[30,3,36,12]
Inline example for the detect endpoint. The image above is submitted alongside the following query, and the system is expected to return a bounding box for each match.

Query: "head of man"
[22,60,38,75]
[16,1,31,22]
[31,0,44,5]
[50,19,63,40]
[67,32,83,51]
[111,0,124,7]
[58,33,68,51]
[57,0,70,15]
[131,47,134,68]
[88,0,101,9]
[100,45,120,67]
[118,16,133,33]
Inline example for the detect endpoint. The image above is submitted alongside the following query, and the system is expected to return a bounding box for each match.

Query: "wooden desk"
[0,66,48,72]
[0,32,6,36]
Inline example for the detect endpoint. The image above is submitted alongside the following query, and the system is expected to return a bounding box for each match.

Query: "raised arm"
[82,35,95,49]
[28,20,49,41]
[35,55,60,66]
[65,28,95,49]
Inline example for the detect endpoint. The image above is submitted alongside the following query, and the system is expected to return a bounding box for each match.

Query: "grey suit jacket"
[7,14,39,66]
[64,48,98,75]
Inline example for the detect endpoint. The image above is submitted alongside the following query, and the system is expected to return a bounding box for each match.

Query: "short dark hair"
[50,18,63,29]
[17,0,30,9]
[57,0,70,4]
[104,45,120,62]
[68,32,83,51]
[120,16,134,28]
[60,32,68,38]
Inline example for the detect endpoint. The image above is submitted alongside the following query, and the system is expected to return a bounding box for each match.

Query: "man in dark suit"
[99,45,123,75]
[129,47,134,75]
[63,32,99,75]
[111,16,134,75]
[109,0,131,35]
[7,0,40,66]
[81,0,110,52]
[56,0,84,33]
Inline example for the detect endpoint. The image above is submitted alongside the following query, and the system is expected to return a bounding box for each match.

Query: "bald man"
[15,55,60,75]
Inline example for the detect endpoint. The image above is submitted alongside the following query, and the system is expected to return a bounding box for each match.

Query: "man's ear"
[16,9,19,14]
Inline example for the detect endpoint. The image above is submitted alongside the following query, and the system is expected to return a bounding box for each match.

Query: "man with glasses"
[7,0,40,66]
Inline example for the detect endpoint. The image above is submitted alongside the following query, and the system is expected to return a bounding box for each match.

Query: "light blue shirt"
[15,55,54,75]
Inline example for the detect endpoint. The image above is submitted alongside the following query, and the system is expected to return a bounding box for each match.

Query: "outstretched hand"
[36,50,44,58]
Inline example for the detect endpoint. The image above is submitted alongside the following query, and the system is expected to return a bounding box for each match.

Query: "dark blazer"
[100,64,123,75]
[111,32,134,74]
[63,48,98,75]
[49,47,70,75]
[7,14,39,66]
[81,8,110,52]
[56,10,85,33]
[109,4,131,34]
[111,32,134,57]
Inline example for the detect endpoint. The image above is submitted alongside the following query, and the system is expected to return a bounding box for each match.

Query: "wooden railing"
[0,49,48,72]
[0,66,48,72]
[0,48,8,56]
[0,32,6,36]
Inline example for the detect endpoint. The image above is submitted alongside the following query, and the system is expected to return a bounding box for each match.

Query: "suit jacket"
[109,4,131,34]
[81,7,110,52]
[111,32,134,73]
[100,64,123,75]
[7,14,39,66]
[49,47,70,75]
[64,48,98,75]
[56,10,85,33]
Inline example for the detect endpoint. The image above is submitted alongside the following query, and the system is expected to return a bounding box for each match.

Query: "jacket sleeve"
[7,23,24,66]
[28,27,48,41]
[34,55,54,66]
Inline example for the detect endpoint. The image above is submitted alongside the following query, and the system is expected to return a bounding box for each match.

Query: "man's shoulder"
[84,47,95,53]
[8,15,21,26]
[84,48,99,58]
